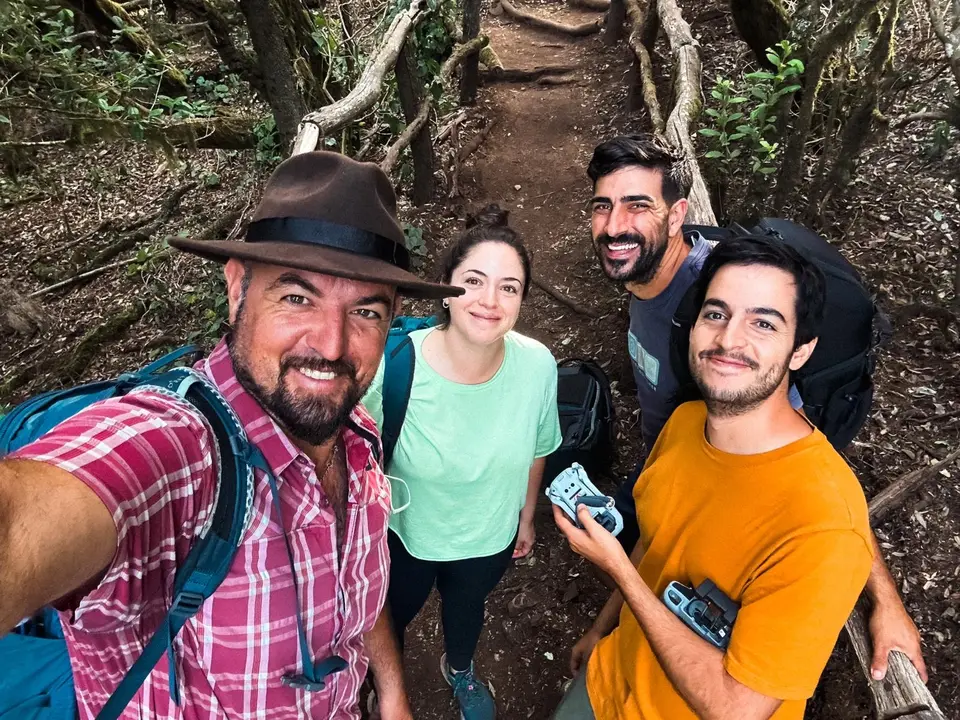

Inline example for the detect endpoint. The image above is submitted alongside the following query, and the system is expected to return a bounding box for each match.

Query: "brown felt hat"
[170,152,463,300]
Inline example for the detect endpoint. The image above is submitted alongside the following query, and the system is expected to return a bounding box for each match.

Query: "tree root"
[533,279,599,318]
[499,0,604,36]
[480,65,576,84]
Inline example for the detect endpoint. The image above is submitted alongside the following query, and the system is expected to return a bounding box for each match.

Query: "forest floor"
[1,0,959,718]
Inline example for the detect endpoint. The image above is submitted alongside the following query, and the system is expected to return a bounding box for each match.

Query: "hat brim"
[169,237,463,301]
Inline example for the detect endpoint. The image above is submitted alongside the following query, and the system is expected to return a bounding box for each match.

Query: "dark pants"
[613,459,646,554]
[387,530,514,670]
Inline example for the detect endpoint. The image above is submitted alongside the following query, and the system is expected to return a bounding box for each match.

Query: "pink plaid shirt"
[12,339,392,719]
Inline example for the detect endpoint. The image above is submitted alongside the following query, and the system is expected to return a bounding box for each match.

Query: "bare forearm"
[364,607,411,716]
[865,532,901,606]
[0,460,115,633]
[521,457,546,522]
[612,562,779,720]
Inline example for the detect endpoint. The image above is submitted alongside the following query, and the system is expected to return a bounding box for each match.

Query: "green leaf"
[765,52,780,67]
[704,150,724,158]
[729,132,746,141]
[788,59,805,72]
[759,166,778,174]
[705,108,720,117]
[729,149,741,158]
[0,115,9,125]
[727,112,744,122]
[778,84,801,96]
[698,128,722,137]
[204,172,221,188]
[711,90,723,100]
[729,96,749,104]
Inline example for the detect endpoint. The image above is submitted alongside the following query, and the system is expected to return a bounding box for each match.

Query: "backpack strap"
[380,333,416,468]
[96,368,254,720]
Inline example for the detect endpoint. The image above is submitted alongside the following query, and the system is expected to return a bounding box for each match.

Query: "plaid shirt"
[12,339,392,719]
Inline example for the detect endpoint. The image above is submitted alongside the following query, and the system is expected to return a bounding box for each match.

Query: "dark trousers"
[613,459,646,554]
[387,530,514,671]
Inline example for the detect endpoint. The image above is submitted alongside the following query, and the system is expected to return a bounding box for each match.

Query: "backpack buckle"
[281,673,328,692]
[169,590,205,619]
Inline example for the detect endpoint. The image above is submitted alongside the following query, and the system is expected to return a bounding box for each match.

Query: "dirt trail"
[397,5,643,719]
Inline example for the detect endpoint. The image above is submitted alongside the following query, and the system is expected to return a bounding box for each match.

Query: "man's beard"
[594,222,669,284]
[690,347,790,418]
[228,318,365,446]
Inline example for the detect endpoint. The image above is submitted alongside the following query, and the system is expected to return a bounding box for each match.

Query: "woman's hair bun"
[465,203,510,229]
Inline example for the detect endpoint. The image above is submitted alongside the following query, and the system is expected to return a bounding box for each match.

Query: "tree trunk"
[274,0,341,103]
[174,0,266,100]
[461,0,483,104]
[237,0,307,149]
[606,0,627,44]
[395,41,435,204]
[729,0,791,68]
[774,0,875,210]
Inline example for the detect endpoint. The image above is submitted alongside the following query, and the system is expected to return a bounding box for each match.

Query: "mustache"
[698,348,759,370]
[598,232,646,247]
[280,355,358,381]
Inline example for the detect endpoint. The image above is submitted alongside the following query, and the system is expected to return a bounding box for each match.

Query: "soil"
[1,0,958,718]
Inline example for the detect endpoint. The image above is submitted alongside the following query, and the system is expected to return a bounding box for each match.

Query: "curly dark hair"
[587,134,692,204]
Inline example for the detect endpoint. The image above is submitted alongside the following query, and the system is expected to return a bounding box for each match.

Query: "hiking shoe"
[440,653,497,720]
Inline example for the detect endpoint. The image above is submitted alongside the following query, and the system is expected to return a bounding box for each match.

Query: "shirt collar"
[198,338,384,506]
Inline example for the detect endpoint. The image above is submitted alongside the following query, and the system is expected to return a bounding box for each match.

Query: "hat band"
[246,217,410,271]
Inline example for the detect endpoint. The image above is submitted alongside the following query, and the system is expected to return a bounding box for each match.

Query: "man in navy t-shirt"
[585,133,926,683]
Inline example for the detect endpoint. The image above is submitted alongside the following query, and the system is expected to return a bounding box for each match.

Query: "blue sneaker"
[440,653,497,720]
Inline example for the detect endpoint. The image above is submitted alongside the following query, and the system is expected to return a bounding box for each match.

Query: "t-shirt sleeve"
[723,529,873,700]
[10,390,218,629]
[360,357,386,430]
[534,351,562,458]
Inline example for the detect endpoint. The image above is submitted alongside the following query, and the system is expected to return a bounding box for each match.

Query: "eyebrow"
[268,273,394,308]
[463,269,524,285]
[589,194,655,205]
[268,272,319,295]
[703,298,787,323]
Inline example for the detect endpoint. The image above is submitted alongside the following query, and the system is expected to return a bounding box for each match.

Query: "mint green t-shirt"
[363,328,562,561]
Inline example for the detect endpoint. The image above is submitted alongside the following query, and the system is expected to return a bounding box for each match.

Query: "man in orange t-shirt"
[552,236,873,720]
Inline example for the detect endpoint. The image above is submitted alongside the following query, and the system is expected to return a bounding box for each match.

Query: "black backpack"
[544,359,616,482]
[671,218,891,450]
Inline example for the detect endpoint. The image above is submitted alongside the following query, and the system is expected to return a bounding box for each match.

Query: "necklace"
[318,435,340,483]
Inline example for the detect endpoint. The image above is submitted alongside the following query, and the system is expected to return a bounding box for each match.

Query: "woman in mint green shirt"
[364,206,561,720]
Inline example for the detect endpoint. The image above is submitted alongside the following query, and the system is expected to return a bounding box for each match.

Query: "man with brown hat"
[0,152,461,719]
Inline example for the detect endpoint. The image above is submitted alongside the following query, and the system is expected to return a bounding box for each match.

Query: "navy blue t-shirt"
[628,234,712,450]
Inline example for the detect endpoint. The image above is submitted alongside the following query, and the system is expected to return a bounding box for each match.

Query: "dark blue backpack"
[0,346,258,720]
[380,315,439,467]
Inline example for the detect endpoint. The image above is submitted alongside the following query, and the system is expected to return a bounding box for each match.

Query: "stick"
[869,446,960,524]
[499,0,604,36]
[437,110,469,142]
[533,279,599,318]
[457,119,498,163]
[292,0,427,154]
[28,252,172,298]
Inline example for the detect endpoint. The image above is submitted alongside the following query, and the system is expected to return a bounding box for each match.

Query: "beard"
[593,221,669,284]
[228,315,365,447]
[689,346,790,418]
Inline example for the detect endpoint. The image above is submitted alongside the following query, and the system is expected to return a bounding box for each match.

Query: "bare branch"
[499,0,604,37]
[292,0,427,154]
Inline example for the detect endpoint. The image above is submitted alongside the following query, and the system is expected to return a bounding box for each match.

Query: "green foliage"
[699,40,803,178]
[402,223,427,268]
[254,116,282,165]
[922,120,954,161]
[0,2,240,155]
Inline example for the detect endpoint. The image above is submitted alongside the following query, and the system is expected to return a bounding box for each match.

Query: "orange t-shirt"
[586,401,873,720]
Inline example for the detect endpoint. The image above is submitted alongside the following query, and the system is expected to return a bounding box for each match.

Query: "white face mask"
[384,474,411,514]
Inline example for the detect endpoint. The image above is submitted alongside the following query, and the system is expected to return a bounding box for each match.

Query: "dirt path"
[397,6,643,719]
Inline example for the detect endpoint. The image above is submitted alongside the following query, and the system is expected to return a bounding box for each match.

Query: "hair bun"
[466,203,510,229]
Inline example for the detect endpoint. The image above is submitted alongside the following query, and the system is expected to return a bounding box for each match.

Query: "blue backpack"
[0,346,258,720]
[380,315,439,466]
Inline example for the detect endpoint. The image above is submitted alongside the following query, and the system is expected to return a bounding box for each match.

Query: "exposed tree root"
[499,0,604,37]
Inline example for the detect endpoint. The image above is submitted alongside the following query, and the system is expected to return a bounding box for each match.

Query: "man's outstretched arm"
[0,459,116,633]
[865,531,927,681]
